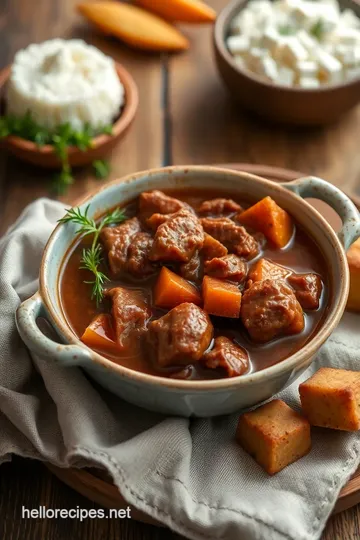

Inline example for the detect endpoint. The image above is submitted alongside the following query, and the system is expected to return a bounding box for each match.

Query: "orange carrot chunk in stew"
[81,313,120,356]
[247,258,291,283]
[202,275,241,318]
[237,196,294,248]
[154,266,201,309]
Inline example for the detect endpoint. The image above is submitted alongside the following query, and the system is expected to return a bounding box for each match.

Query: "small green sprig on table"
[0,112,112,194]
[59,205,126,304]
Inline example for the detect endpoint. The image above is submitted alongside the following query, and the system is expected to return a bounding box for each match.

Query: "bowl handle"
[16,292,92,367]
[283,176,360,250]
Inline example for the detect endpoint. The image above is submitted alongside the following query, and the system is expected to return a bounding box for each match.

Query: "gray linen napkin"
[1,198,360,540]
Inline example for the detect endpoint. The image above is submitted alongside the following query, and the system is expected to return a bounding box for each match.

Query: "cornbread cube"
[236,399,311,475]
[299,368,360,431]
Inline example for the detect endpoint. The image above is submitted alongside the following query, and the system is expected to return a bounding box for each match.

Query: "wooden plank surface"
[1,0,360,539]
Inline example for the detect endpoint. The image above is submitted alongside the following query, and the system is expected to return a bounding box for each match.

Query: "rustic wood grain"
[170,0,360,197]
[1,0,360,539]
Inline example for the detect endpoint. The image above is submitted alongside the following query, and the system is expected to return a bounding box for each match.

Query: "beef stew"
[59,189,328,380]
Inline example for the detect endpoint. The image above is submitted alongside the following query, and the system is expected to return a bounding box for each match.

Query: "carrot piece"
[77,2,189,52]
[81,313,120,356]
[237,197,294,248]
[202,233,228,260]
[134,0,216,23]
[154,267,201,308]
[248,258,291,282]
[202,276,241,318]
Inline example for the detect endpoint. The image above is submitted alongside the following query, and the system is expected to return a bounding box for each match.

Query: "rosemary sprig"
[59,205,126,304]
[0,112,113,194]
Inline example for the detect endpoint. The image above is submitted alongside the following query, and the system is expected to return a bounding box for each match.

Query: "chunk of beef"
[146,212,170,230]
[139,190,187,220]
[180,251,202,282]
[288,273,323,310]
[198,198,243,217]
[147,303,213,367]
[150,209,205,263]
[200,217,259,260]
[202,233,228,260]
[202,336,249,377]
[127,232,156,277]
[241,279,304,343]
[204,254,247,283]
[101,217,141,276]
[106,287,151,349]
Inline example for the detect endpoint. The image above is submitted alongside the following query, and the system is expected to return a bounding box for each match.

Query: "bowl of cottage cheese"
[214,0,360,125]
[0,39,138,168]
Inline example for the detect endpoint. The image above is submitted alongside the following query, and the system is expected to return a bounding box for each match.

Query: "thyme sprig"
[59,205,126,304]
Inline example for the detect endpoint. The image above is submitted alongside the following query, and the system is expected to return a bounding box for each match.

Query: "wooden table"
[1,0,360,538]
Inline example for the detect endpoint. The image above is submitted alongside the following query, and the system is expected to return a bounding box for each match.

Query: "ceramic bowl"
[16,166,360,417]
[213,0,360,125]
[0,62,138,168]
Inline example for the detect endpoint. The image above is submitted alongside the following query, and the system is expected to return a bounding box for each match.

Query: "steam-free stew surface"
[60,189,328,380]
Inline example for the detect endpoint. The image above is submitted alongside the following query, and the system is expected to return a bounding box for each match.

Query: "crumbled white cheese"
[227,35,250,55]
[226,0,360,87]
[259,55,279,80]
[316,49,343,83]
[299,76,321,88]
[278,66,296,85]
[340,9,360,29]
[296,60,318,76]
[7,39,124,131]
[280,38,308,65]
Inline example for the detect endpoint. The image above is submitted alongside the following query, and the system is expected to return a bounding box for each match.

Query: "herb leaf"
[278,24,296,36]
[93,159,110,179]
[52,165,74,195]
[58,205,126,304]
[310,19,326,40]
[80,245,109,305]
[101,124,113,136]
[0,112,113,194]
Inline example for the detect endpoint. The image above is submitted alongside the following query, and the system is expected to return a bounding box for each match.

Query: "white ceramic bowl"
[16,166,360,416]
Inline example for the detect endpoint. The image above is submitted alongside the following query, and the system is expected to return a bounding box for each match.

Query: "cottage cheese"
[227,0,360,87]
[7,39,124,131]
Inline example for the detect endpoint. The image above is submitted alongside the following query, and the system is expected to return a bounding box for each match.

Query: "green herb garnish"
[278,24,296,36]
[59,205,126,304]
[310,19,326,40]
[0,112,113,194]
[93,159,111,179]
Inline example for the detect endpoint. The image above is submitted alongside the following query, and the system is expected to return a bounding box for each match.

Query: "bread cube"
[236,399,311,475]
[299,368,360,431]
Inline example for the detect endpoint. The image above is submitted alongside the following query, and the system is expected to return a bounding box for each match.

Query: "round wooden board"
[46,163,360,523]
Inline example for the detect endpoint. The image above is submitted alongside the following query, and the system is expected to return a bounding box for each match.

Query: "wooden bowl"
[0,62,139,168]
[213,0,360,126]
